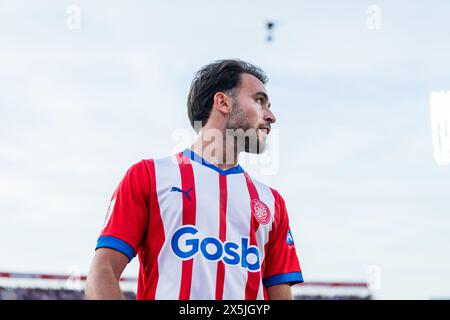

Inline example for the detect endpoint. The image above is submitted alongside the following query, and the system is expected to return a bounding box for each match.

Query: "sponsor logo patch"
[171,225,261,272]
[286,229,295,245]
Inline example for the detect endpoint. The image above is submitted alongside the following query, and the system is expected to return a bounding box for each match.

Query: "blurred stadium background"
[0,271,371,300]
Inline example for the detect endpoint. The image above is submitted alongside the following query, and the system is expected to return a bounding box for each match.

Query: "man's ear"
[213,92,232,115]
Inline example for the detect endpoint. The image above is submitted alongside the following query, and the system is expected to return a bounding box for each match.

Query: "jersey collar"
[181,148,244,176]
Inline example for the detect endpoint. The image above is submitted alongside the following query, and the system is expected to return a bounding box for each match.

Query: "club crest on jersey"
[250,199,271,225]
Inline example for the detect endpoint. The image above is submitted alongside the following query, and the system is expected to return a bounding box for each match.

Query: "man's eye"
[256,98,263,104]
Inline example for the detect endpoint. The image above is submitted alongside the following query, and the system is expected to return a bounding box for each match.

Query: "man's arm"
[266,284,293,300]
[85,248,129,300]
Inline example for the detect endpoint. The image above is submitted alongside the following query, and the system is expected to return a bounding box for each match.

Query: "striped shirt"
[96,148,303,299]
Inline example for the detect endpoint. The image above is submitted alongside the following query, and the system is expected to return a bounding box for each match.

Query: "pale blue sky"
[1,0,449,299]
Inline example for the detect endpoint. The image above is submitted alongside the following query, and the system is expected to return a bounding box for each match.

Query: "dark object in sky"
[266,21,275,42]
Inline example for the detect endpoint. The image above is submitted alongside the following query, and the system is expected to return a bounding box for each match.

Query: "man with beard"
[85,59,303,300]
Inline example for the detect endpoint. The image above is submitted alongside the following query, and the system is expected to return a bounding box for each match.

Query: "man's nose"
[263,108,276,124]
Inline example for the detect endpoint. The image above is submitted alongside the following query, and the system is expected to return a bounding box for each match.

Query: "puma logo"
[170,186,193,201]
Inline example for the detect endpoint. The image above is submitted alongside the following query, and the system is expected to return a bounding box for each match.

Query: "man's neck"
[190,129,240,170]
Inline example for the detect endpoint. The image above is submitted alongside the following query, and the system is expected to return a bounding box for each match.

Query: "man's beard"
[225,99,267,155]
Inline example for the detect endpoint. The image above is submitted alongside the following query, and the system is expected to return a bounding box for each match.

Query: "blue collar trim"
[181,148,244,176]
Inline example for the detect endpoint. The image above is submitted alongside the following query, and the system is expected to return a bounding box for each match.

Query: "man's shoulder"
[244,172,283,201]
[128,153,177,171]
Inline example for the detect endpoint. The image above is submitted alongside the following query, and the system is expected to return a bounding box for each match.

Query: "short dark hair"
[187,59,268,130]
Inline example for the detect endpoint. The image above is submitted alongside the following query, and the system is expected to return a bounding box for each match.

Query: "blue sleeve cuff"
[263,272,304,287]
[96,235,135,262]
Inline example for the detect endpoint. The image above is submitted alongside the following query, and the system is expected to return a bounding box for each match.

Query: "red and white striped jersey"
[96,148,303,300]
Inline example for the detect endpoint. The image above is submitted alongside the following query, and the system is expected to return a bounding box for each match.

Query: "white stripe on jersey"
[222,173,251,300]
[251,178,276,299]
[189,161,221,299]
[154,155,183,299]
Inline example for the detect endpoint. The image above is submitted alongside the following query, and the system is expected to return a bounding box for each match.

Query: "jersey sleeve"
[262,190,304,287]
[95,160,150,262]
